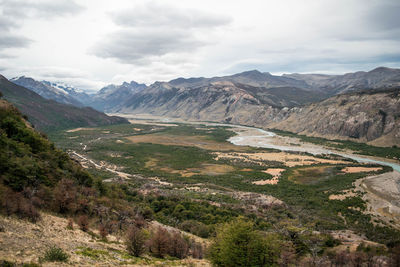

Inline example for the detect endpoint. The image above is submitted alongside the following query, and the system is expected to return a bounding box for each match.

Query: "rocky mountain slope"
[113,67,400,146]
[285,67,400,95]
[41,80,92,104]
[86,81,147,111]
[0,75,128,131]
[115,81,323,125]
[270,88,400,146]
[11,76,84,107]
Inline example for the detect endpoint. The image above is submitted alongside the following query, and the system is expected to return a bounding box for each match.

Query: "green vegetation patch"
[75,247,110,259]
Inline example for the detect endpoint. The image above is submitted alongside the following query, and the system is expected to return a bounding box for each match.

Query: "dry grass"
[0,213,211,266]
[252,168,286,185]
[289,166,340,184]
[66,127,96,133]
[146,158,235,177]
[125,133,247,151]
[329,190,358,200]
[214,152,347,167]
[341,167,382,173]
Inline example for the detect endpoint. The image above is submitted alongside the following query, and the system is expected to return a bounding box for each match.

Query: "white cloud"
[0,0,399,91]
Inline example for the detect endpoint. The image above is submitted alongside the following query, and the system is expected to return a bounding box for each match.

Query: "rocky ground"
[0,213,210,266]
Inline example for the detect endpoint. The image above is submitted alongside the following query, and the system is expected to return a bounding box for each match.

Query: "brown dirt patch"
[329,230,383,252]
[214,152,347,167]
[126,133,246,151]
[128,119,178,127]
[66,127,96,133]
[252,168,286,185]
[329,190,358,200]
[341,167,382,173]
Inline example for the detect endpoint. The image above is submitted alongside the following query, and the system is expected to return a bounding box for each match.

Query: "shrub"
[208,218,281,267]
[22,263,41,267]
[42,246,69,262]
[98,223,108,239]
[53,179,77,214]
[18,199,40,223]
[148,227,171,258]
[140,206,154,220]
[180,220,210,238]
[169,232,189,259]
[66,218,74,230]
[126,226,148,257]
[191,241,204,259]
[77,215,89,232]
[0,260,15,267]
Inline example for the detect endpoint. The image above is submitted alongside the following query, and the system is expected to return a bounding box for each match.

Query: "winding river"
[116,114,400,173]
[224,125,400,173]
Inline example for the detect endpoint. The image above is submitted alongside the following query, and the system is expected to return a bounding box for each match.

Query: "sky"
[0,0,400,91]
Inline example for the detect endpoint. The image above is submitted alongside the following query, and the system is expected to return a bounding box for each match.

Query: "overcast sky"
[0,0,399,91]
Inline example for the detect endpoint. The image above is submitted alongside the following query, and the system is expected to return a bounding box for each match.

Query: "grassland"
[48,122,400,245]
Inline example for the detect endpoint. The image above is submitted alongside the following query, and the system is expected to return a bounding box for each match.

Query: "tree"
[126,226,148,257]
[77,215,89,232]
[208,218,280,267]
[148,227,171,258]
[169,232,189,259]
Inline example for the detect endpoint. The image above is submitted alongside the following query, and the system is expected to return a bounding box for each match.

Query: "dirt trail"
[70,151,132,179]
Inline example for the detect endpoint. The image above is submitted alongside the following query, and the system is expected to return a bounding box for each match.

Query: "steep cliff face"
[270,89,400,146]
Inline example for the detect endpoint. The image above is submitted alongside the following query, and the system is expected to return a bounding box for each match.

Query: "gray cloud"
[92,2,231,65]
[92,29,205,63]
[0,0,83,57]
[0,33,32,49]
[0,0,84,19]
[0,16,17,31]
[111,3,231,29]
[367,1,400,31]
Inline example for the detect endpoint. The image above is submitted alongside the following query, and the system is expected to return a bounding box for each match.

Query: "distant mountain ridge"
[5,67,400,145]
[0,75,128,131]
[86,81,147,111]
[11,76,84,107]
[284,67,400,94]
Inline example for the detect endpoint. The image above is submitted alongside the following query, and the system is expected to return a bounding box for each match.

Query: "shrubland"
[1,98,400,266]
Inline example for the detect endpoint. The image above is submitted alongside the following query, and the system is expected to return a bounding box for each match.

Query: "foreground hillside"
[0,75,128,131]
[0,99,207,266]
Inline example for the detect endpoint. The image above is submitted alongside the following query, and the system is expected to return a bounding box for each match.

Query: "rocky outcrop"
[270,89,400,146]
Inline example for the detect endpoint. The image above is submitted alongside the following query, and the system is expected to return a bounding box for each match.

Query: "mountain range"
[0,75,128,131]
[3,67,400,145]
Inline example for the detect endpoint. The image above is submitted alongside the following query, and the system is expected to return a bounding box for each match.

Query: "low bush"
[42,246,69,262]
[77,215,89,232]
[126,226,148,257]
